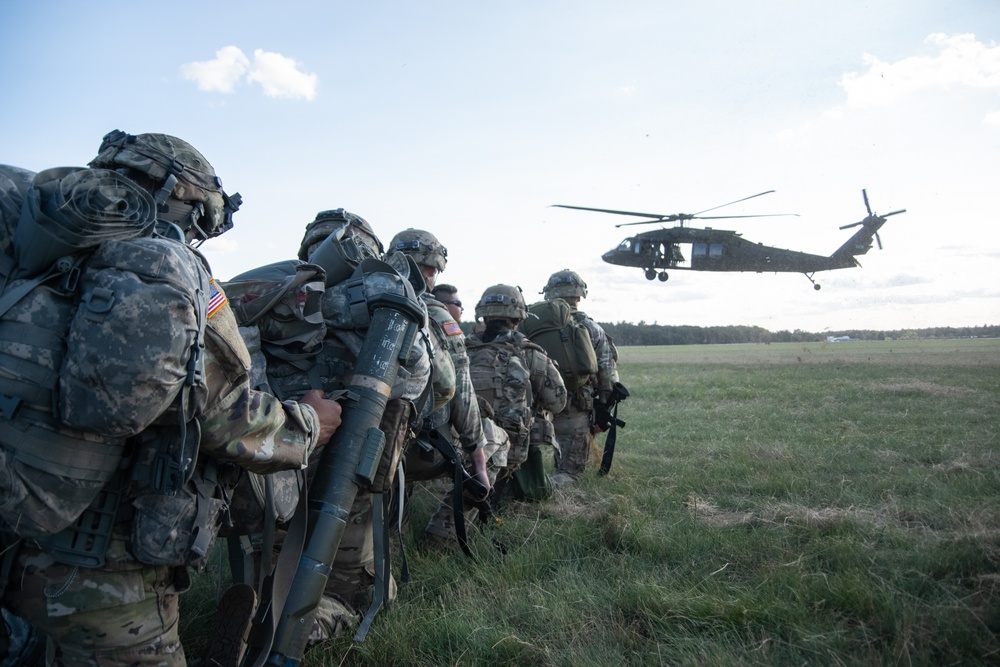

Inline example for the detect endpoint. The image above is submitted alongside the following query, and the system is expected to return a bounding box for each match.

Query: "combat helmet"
[543,269,588,299]
[476,284,527,321]
[89,129,242,243]
[298,208,384,286]
[388,228,448,271]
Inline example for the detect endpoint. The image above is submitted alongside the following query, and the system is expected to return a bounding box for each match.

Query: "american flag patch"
[443,320,463,336]
[208,280,228,318]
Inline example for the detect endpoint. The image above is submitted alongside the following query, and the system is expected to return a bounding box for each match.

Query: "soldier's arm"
[197,303,337,473]
[449,354,487,452]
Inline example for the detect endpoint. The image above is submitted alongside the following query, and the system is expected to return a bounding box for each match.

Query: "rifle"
[595,381,630,475]
[422,426,494,558]
[241,258,424,667]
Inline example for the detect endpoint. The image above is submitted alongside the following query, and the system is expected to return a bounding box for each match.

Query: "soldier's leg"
[551,409,592,487]
[424,433,505,543]
[315,487,396,645]
[5,544,187,666]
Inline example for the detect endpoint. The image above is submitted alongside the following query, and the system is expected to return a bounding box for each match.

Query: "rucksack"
[519,299,597,391]
[466,334,535,451]
[0,167,210,539]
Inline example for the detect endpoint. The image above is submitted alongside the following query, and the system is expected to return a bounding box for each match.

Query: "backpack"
[0,168,210,540]
[519,299,597,391]
[466,334,535,452]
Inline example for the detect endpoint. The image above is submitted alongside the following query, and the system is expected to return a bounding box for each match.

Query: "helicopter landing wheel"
[657,271,669,282]
[814,283,821,291]
[644,269,656,280]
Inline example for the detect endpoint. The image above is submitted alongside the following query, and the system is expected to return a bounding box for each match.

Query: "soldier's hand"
[470,447,492,500]
[299,389,343,445]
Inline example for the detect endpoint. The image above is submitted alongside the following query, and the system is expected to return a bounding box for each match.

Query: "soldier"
[386,229,490,546]
[0,131,342,666]
[542,269,620,488]
[294,210,430,645]
[466,285,566,499]
[431,283,464,322]
[218,208,433,652]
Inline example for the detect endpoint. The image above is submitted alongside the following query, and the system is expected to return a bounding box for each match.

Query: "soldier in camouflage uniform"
[543,270,620,488]
[0,131,342,666]
[386,230,491,545]
[467,285,567,493]
[285,210,431,645]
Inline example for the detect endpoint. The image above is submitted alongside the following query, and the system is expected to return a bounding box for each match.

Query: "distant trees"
[597,323,1000,346]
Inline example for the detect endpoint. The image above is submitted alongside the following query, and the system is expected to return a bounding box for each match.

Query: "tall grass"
[187,339,1000,665]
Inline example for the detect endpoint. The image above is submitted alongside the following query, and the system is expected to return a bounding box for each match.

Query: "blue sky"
[3,1,998,332]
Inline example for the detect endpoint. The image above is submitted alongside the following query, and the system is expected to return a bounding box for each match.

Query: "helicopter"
[553,190,905,290]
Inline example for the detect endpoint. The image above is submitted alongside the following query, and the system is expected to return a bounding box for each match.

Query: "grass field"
[187,338,1000,666]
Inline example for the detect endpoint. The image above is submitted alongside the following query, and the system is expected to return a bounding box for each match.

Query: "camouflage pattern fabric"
[572,310,620,397]
[1,291,322,665]
[465,328,567,468]
[4,537,189,666]
[197,294,320,473]
[0,164,34,261]
[551,306,619,485]
[422,295,485,451]
[550,408,594,487]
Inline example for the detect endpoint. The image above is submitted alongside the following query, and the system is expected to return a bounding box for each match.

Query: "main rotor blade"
[876,232,883,250]
[694,213,798,220]
[551,204,683,220]
[862,189,871,216]
[693,190,776,216]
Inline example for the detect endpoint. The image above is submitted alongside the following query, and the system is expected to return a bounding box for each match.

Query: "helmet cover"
[543,269,588,299]
[475,283,527,321]
[388,228,447,271]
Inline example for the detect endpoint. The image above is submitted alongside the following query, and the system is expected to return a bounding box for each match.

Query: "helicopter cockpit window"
[619,239,633,252]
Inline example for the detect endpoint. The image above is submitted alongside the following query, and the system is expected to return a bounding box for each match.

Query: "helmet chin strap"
[157,197,207,244]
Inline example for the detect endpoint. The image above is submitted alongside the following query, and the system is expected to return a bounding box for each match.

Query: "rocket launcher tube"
[255,258,424,666]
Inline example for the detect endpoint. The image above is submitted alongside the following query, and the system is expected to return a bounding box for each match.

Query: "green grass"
[186,339,1000,665]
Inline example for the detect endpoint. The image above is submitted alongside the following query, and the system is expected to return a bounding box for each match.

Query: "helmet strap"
[153,173,179,207]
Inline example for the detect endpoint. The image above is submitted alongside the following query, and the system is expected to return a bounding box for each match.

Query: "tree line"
[595,323,1000,346]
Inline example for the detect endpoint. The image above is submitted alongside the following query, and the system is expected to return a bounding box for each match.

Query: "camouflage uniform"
[468,328,566,467]
[464,285,566,512]
[384,229,489,544]
[544,272,620,487]
[420,293,490,541]
[230,211,430,647]
[0,133,323,667]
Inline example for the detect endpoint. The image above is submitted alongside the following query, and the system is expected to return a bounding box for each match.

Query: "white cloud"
[985,110,1000,125]
[180,47,318,101]
[247,49,318,100]
[180,45,249,93]
[839,33,1000,110]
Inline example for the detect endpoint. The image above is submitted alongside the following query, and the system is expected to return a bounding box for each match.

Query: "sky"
[2,1,998,333]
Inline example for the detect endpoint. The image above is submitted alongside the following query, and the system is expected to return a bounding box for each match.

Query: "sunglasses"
[440,299,463,309]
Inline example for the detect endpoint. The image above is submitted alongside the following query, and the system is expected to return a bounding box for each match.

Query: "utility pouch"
[130,464,223,570]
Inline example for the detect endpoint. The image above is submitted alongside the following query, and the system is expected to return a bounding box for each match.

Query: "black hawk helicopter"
[553,190,905,290]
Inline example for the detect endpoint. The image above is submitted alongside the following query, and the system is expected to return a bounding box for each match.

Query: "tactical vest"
[465,332,538,452]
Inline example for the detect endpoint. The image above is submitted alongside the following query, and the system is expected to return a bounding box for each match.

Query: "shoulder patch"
[442,320,463,336]
[208,279,228,319]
